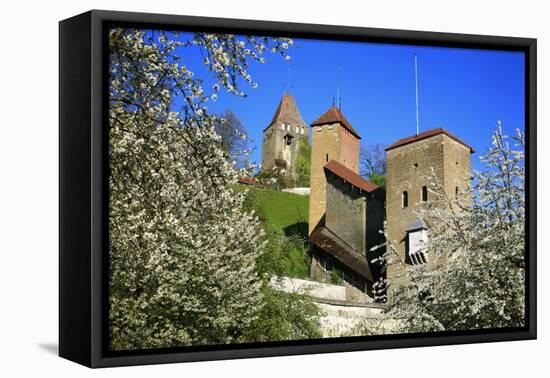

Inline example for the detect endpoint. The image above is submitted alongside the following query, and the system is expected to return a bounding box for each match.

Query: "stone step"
[271,276,391,338]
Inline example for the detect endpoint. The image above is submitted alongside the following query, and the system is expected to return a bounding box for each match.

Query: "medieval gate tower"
[261,94,309,178]
[385,128,473,296]
[308,106,361,234]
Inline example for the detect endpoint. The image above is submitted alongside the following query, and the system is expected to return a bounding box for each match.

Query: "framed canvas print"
[59,10,536,368]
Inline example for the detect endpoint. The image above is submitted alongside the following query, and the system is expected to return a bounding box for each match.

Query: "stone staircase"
[271,276,388,337]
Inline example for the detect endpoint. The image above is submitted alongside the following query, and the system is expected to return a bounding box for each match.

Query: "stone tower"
[385,128,473,296]
[308,106,361,234]
[261,94,309,178]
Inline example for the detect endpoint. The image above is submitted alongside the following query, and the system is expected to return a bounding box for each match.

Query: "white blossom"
[374,122,526,333]
[107,28,294,350]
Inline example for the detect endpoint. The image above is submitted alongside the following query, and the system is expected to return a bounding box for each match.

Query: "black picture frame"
[59,9,537,368]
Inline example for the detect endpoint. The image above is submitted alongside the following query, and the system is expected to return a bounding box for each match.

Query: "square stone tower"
[261,94,310,178]
[308,106,361,234]
[385,128,473,296]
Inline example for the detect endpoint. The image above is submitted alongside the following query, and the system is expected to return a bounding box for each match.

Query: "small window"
[326,153,329,162]
[421,186,428,202]
[455,186,459,198]
[413,163,418,168]
[402,191,408,208]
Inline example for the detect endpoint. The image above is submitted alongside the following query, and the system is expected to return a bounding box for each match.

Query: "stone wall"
[308,122,359,234]
[325,171,367,253]
[270,276,347,301]
[443,135,472,204]
[386,134,471,297]
[270,276,391,337]
[310,247,375,300]
[309,122,342,234]
[262,121,309,178]
[316,171,385,295]
[261,122,282,171]
[338,125,360,173]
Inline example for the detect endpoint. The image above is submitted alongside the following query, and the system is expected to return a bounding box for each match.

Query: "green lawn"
[235,185,311,278]
[236,185,309,237]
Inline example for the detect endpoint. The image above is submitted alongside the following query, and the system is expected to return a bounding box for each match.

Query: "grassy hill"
[235,185,311,278]
[246,187,309,237]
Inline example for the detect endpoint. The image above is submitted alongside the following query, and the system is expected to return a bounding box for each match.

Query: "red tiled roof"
[237,176,256,185]
[264,94,308,131]
[324,160,383,199]
[310,226,374,282]
[311,106,361,139]
[385,128,474,153]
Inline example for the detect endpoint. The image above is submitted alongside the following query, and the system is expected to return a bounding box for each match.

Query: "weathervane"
[283,67,293,95]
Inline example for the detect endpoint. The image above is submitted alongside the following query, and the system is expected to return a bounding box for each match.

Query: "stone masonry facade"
[260,96,474,305]
[307,106,385,301]
[309,167,386,299]
[261,94,310,178]
[385,132,472,298]
[308,107,360,234]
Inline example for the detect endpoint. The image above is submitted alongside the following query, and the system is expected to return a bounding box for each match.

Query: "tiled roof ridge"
[324,160,384,199]
[385,127,474,152]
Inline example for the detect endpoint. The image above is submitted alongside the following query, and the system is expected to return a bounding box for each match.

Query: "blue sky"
[174,34,525,172]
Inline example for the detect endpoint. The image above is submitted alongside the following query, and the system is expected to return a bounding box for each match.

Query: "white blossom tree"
[107,28,300,350]
[375,123,525,333]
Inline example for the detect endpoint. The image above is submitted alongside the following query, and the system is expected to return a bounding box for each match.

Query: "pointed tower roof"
[311,106,361,139]
[264,94,308,131]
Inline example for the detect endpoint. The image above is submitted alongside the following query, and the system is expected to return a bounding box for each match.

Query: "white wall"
[0,0,547,377]
[281,187,310,196]
[270,276,348,301]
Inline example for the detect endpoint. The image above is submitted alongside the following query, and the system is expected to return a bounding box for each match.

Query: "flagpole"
[336,65,341,110]
[414,53,420,136]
